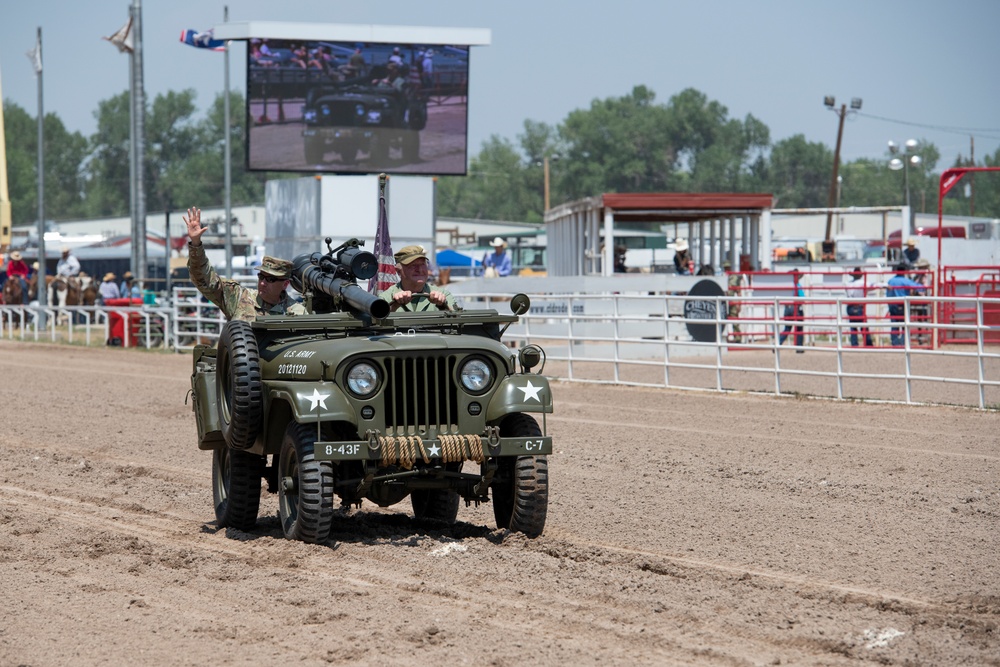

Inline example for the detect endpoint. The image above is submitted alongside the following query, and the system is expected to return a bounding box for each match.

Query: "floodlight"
[905,139,919,150]
[823,96,835,108]
[889,158,904,171]
[850,98,863,110]
[888,141,898,154]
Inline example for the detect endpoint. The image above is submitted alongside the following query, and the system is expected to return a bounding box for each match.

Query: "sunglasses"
[258,274,284,284]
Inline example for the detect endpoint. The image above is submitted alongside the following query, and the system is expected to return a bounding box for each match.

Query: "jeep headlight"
[460,358,493,394]
[346,362,379,397]
[366,110,382,124]
[303,109,316,122]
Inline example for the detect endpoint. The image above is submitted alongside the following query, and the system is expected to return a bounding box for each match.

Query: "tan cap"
[103,272,116,282]
[10,251,22,261]
[490,237,507,247]
[674,239,689,252]
[394,245,428,266]
[258,256,292,279]
[123,271,134,280]
[60,246,71,253]
[906,237,917,246]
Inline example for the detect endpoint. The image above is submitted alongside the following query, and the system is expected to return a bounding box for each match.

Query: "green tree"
[558,85,676,201]
[83,91,131,217]
[437,135,535,221]
[762,135,832,208]
[3,100,87,225]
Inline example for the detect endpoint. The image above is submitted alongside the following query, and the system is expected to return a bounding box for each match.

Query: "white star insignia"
[305,388,329,411]
[427,444,441,457]
[517,380,543,402]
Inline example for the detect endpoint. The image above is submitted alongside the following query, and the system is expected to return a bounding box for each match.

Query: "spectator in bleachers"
[5,251,30,296]
[119,271,141,300]
[56,246,81,277]
[778,269,805,352]
[845,267,874,347]
[886,262,927,346]
[481,237,512,277]
[903,238,920,267]
[673,239,692,275]
[99,272,121,303]
[724,260,744,342]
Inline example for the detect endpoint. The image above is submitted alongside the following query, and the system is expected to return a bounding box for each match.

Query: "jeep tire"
[492,414,549,537]
[278,422,335,544]
[212,446,264,531]
[216,320,262,451]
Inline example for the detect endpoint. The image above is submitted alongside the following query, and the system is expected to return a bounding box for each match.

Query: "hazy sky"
[2,0,999,175]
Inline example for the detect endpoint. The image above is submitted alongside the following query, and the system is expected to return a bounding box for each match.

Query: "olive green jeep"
[189,238,552,544]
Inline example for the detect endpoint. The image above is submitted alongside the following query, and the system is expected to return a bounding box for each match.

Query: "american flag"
[179,29,225,52]
[368,194,398,294]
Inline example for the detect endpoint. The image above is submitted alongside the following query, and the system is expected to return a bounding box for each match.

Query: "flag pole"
[132,0,148,292]
[128,6,138,283]
[34,27,48,315]
[223,5,233,278]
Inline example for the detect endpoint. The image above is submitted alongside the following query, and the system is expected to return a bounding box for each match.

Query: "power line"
[857,112,1000,141]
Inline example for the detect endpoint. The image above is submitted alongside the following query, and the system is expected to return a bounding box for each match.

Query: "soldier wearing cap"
[379,244,457,312]
[183,206,305,322]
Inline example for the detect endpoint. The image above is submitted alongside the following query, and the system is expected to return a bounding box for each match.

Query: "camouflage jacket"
[379,283,457,312]
[187,243,305,322]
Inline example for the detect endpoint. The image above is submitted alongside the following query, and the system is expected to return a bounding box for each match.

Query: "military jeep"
[189,238,552,544]
[301,65,428,166]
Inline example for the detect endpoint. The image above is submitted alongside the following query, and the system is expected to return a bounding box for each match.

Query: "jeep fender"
[486,375,553,422]
[264,381,358,425]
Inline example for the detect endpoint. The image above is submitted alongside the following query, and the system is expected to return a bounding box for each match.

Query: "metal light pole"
[888,139,922,234]
[823,95,862,257]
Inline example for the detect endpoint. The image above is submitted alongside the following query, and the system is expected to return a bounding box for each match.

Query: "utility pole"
[970,136,975,217]
[823,96,862,261]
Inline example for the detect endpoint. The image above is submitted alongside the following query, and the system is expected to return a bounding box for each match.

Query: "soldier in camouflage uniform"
[379,245,457,312]
[183,207,305,321]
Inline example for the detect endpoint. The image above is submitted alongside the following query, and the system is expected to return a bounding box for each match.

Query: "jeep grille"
[382,355,460,437]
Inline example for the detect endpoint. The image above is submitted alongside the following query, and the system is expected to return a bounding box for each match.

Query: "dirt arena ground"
[1,340,997,666]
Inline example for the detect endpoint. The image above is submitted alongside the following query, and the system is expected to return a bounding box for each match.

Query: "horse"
[2,277,29,326]
[2,277,28,305]
[49,275,93,324]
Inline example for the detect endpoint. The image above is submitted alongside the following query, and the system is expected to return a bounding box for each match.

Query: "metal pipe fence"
[3,291,998,409]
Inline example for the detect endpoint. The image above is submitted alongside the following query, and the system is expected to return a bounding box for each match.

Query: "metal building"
[544,193,775,276]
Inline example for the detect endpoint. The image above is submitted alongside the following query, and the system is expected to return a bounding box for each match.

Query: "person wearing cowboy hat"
[98,272,121,303]
[673,238,693,275]
[4,250,31,297]
[183,206,305,321]
[379,245,457,312]
[119,271,140,300]
[902,237,920,266]
[56,246,81,278]
[481,237,512,277]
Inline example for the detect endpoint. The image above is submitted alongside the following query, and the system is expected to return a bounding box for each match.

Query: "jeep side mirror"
[510,293,531,316]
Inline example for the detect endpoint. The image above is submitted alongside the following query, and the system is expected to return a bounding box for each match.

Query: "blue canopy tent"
[436,249,481,267]
[436,248,481,278]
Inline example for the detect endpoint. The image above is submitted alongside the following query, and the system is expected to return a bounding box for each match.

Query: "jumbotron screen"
[246,39,470,175]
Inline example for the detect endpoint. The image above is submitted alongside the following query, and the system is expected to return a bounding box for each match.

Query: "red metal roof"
[601,193,774,210]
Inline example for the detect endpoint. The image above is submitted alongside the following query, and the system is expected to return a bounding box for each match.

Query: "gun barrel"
[293,254,390,319]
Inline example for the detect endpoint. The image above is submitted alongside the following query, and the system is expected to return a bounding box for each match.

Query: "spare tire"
[216,320,262,450]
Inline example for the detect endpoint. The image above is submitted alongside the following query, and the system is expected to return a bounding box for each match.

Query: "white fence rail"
[3,291,998,409]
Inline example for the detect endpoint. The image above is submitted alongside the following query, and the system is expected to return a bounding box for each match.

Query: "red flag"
[368,195,398,293]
